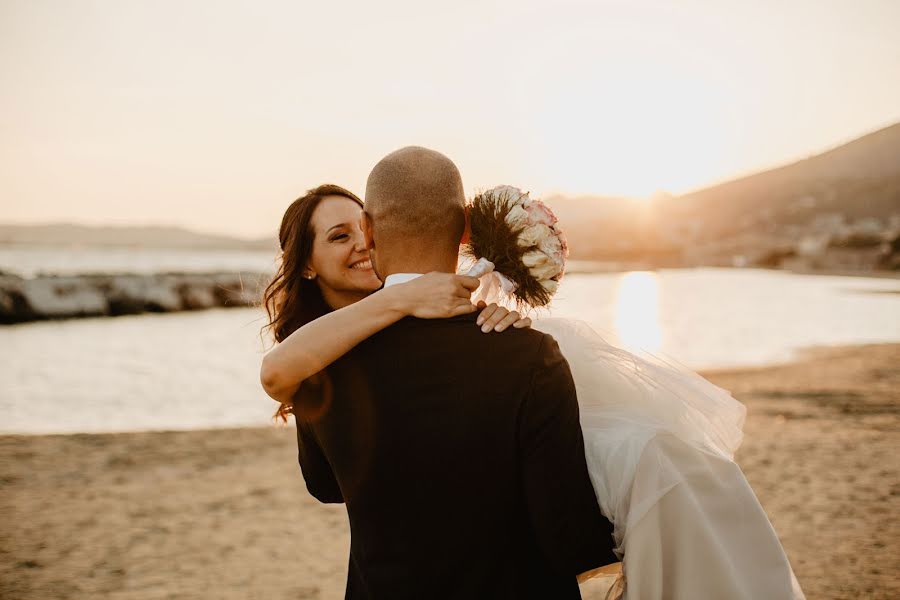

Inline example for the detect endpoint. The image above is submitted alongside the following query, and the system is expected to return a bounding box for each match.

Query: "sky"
[1,0,899,239]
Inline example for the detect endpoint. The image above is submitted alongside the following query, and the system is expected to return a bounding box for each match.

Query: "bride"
[259,183,804,599]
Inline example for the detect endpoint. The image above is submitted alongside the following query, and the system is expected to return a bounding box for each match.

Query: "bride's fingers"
[481,305,512,332]
[512,316,532,329]
[451,302,478,317]
[476,303,501,329]
[476,300,487,310]
[455,275,481,292]
[494,311,523,332]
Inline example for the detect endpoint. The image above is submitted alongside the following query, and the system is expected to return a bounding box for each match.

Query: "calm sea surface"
[0,245,278,277]
[1,248,899,434]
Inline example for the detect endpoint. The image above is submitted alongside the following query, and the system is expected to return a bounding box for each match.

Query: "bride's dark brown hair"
[261,184,364,422]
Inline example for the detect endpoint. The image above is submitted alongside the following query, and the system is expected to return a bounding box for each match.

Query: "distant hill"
[0,223,278,251]
[541,122,900,260]
[657,122,900,241]
[3,123,898,264]
[540,194,654,259]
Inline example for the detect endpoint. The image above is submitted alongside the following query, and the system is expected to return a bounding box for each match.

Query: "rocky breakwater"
[0,271,272,324]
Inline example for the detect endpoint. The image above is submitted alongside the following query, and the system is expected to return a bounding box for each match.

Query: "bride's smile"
[348,258,373,271]
[305,194,382,307]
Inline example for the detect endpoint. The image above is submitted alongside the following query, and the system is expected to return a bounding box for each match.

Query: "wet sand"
[2,343,898,599]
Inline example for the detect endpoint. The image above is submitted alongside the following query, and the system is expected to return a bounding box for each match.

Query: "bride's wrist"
[376,284,413,318]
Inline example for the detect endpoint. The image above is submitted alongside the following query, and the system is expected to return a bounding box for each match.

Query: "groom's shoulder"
[391,313,561,361]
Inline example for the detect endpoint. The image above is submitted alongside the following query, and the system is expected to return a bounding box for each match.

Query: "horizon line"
[3,118,898,241]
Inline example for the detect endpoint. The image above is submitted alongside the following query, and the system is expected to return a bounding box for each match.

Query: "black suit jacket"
[294,313,616,599]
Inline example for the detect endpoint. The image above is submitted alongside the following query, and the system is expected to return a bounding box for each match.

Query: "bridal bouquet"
[462,185,568,308]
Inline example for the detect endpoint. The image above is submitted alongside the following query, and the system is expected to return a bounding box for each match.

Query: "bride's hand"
[474,301,531,332]
[386,273,531,332]
[387,272,480,319]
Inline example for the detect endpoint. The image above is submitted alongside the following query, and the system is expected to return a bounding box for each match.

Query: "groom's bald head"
[364,146,466,250]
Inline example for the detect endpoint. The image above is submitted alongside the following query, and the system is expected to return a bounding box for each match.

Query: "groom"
[294,146,617,598]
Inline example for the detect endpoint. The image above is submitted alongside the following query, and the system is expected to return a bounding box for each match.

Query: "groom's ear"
[459,205,471,246]
[360,211,376,251]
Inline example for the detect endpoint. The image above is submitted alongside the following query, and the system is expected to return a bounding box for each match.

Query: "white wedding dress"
[533,318,805,600]
[466,260,805,599]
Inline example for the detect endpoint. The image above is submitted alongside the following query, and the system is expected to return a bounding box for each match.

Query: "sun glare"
[613,271,663,353]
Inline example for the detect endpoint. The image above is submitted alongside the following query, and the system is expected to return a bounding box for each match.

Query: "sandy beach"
[2,343,898,599]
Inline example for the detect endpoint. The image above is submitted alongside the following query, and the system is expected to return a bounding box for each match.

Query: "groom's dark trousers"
[294,313,617,599]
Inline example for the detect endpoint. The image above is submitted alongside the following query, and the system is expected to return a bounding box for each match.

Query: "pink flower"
[524,199,558,227]
[557,228,569,257]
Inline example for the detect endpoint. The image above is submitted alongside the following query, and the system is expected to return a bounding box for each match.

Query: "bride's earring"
[303,271,316,280]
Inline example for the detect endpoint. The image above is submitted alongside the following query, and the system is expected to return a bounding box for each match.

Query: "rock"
[20,277,108,319]
[105,276,148,315]
[177,276,218,310]
[0,275,36,323]
[212,272,267,307]
[0,271,271,324]
[106,275,182,314]
[181,287,217,309]
[145,277,184,312]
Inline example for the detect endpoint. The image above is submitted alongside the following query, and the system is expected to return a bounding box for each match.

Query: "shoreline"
[2,342,899,599]
[3,339,897,438]
[2,265,897,325]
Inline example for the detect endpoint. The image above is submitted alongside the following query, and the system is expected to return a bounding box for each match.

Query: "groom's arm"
[518,334,618,575]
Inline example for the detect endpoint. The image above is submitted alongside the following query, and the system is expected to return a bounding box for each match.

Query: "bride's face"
[307,196,382,302]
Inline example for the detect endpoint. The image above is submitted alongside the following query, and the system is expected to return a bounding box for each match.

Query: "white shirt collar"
[383,273,424,288]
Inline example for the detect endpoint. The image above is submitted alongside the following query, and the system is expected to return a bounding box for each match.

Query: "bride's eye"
[330,233,349,242]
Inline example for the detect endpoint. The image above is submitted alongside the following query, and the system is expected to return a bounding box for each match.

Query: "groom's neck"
[377,247,459,278]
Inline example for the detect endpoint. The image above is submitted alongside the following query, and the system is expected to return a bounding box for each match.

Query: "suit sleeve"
[295,420,344,504]
[518,334,618,575]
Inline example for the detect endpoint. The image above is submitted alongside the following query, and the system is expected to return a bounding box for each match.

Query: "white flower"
[522,249,563,280]
[518,223,554,248]
[486,185,529,209]
[505,205,530,230]
[540,279,559,295]
[522,249,547,268]
[538,234,562,259]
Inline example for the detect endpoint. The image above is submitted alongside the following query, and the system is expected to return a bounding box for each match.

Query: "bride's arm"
[260,273,473,405]
[260,273,530,406]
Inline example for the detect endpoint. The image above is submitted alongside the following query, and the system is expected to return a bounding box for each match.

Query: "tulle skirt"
[533,318,805,600]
